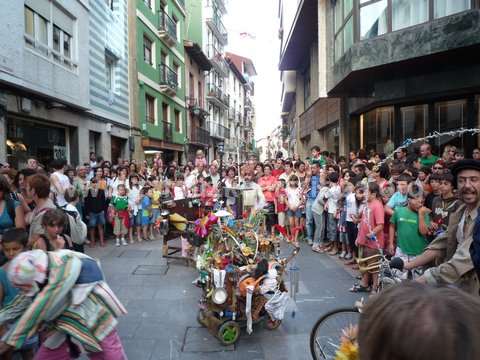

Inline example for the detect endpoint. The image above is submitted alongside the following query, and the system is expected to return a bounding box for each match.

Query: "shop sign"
[53,145,67,160]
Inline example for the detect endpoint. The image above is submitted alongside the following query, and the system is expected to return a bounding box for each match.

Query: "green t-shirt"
[112,196,129,211]
[419,155,439,168]
[390,206,430,256]
[310,155,326,167]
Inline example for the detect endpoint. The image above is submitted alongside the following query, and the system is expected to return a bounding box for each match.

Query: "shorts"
[277,212,286,227]
[151,208,161,223]
[113,216,128,236]
[88,211,106,228]
[130,212,142,227]
[287,209,302,218]
[141,216,152,226]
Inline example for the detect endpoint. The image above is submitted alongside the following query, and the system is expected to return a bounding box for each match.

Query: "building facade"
[278,0,342,159]
[0,0,89,167]
[225,52,257,162]
[202,0,230,161]
[327,0,480,157]
[88,0,131,164]
[279,0,480,159]
[133,0,187,164]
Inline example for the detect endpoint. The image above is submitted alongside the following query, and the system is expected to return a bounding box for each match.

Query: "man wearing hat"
[405,159,480,295]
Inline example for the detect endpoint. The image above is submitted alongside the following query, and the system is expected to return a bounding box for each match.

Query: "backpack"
[59,205,88,245]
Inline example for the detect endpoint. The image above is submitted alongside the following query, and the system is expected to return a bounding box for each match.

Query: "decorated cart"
[192,211,300,345]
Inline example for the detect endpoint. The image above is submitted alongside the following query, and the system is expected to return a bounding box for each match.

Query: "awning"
[142,138,183,152]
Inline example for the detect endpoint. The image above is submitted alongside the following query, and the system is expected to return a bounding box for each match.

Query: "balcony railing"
[208,121,230,139]
[191,126,210,146]
[206,44,229,76]
[207,13,228,45]
[163,121,173,142]
[186,96,208,119]
[159,64,178,95]
[158,11,177,46]
[176,0,185,10]
[206,83,229,107]
[245,97,252,109]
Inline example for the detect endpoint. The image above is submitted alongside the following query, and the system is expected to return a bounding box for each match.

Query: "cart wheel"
[265,318,282,330]
[217,321,240,345]
[197,310,206,327]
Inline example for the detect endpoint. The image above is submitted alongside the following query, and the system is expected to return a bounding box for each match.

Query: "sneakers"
[307,239,313,246]
[339,251,346,259]
[121,238,128,246]
[115,239,120,247]
[344,253,353,261]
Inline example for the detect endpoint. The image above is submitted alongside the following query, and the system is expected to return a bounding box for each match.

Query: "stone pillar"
[77,126,90,165]
[99,132,112,162]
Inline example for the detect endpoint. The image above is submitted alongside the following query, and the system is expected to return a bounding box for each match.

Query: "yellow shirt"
[152,190,161,209]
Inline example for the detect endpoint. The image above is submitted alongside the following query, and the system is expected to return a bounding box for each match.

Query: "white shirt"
[240,181,265,210]
[286,186,302,210]
[185,174,196,190]
[345,193,358,222]
[325,184,341,214]
[173,186,186,200]
[51,171,71,207]
[128,186,141,215]
[110,178,129,197]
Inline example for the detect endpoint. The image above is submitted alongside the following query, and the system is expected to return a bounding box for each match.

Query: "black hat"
[450,159,480,178]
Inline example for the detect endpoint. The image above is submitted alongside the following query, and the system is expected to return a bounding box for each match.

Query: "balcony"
[206,14,228,45]
[206,83,229,108]
[190,126,210,146]
[163,121,173,142]
[158,11,177,47]
[159,64,178,96]
[215,0,227,15]
[206,44,229,77]
[299,97,340,139]
[245,97,252,110]
[186,96,208,119]
[208,121,230,139]
[228,107,235,120]
[236,111,242,124]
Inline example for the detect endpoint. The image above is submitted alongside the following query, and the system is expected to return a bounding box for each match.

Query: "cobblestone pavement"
[86,239,361,360]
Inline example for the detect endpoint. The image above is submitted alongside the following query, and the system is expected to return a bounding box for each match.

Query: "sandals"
[349,284,371,293]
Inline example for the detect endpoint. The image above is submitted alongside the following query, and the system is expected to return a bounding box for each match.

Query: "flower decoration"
[194,213,219,238]
[335,325,359,360]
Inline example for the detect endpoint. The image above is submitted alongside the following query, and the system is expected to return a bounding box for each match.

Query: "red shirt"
[258,175,277,203]
[272,169,284,179]
[356,199,385,249]
[275,188,288,213]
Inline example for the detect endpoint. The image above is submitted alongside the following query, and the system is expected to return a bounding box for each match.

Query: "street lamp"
[217,142,225,184]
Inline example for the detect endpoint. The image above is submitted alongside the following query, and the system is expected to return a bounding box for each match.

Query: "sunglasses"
[433,167,443,170]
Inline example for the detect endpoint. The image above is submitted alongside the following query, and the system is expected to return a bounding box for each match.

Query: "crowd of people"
[1,140,480,357]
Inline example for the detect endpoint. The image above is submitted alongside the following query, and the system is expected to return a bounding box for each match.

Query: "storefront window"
[401,104,427,150]
[434,0,470,18]
[6,118,67,168]
[362,106,394,154]
[326,124,340,157]
[392,0,428,31]
[435,100,466,151]
[360,0,388,40]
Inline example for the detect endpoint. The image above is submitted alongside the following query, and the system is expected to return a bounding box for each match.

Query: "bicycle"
[309,252,404,359]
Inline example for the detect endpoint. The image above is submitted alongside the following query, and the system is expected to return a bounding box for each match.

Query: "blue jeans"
[305,199,315,242]
[313,211,326,246]
[327,213,338,242]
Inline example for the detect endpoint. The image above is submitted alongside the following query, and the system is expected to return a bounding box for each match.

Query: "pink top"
[195,158,207,168]
[258,176,277,203]
[356,199,385,249]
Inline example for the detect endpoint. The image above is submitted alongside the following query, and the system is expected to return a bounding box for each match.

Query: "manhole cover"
[132,265,169,275]
[182,327,235,353]
[118,250,151,258]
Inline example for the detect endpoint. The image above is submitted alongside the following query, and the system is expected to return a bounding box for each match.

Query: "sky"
[224,0,282,142]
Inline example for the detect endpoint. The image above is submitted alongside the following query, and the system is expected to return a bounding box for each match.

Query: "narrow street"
[87,240,361,360]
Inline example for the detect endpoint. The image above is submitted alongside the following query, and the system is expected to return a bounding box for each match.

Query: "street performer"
[0,249,127,359]
[405,159,480,295]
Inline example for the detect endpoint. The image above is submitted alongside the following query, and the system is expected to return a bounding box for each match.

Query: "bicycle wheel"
[309,308,360,360]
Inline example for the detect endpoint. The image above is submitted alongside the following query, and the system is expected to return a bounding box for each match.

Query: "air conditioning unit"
[21,98,32,113]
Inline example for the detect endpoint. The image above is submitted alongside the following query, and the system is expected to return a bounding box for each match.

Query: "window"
[105,0,114,11]
[392,0,428,31]
[144,0,153,9]
[162,103,169,123]
[174,110,181,132]
[145,94,156,124]
[434,0,470,18]
[401,105,427,150]
[303,63,311,110]
[172,15,180,40]
[362,107,394,153]
[23,4,76,69]
[24,7,34,37]
[435,100,466,149]
[360,0,388,40]
[105,56,116,92]
[198,80,203,108]
[143,36,153,65]
[174,63,181,88]
[333,0,354,62]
